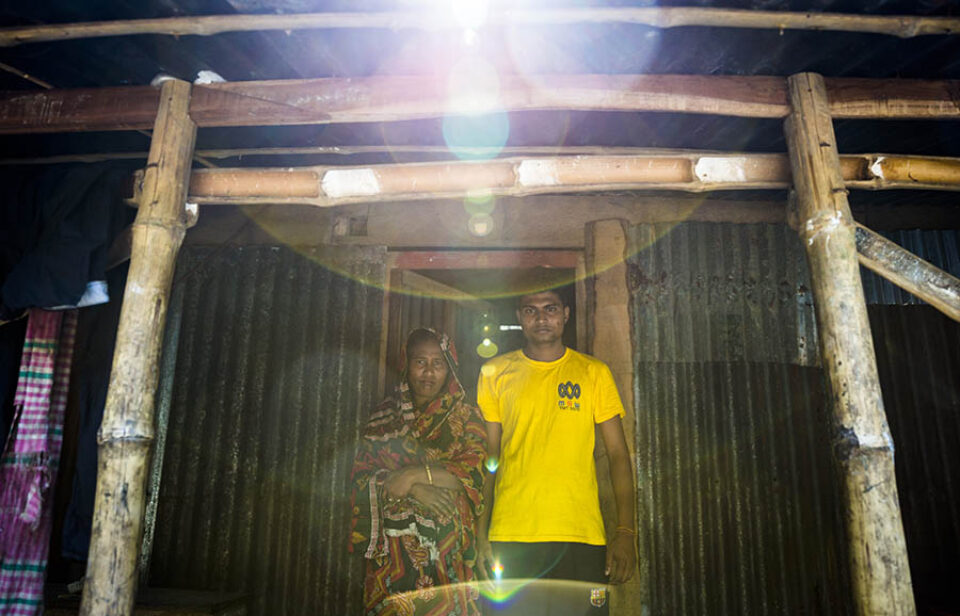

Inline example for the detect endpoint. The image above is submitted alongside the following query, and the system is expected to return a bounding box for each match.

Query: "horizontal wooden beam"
[392,250,580,270]
[0,145,761,165]
[855,222,960,322]
[1,75,959,134]
[0,7,956,47]
[172,153,960,208]
[396,269,497,314]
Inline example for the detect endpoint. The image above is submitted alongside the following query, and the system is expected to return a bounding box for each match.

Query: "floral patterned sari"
[350,329,486,616]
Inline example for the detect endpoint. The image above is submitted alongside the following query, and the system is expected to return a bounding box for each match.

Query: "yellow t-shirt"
[477,347,625,545]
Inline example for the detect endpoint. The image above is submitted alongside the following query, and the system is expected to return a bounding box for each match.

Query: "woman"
[350,328,486,616]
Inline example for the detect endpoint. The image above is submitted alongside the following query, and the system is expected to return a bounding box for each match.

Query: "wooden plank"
[785,72,914,616]
[855,222,960,322]
[2,76,960,134]
[79,79,197,616]
[0,85,160,133]
[0,7,956,47]
[392,250,579,270]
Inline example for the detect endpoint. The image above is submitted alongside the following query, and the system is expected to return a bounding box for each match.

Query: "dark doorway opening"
[381,250,582,401]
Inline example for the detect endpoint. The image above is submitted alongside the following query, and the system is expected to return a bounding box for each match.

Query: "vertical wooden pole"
[784,73,914,616]
[80,78,196,616]
[585,219,645,615]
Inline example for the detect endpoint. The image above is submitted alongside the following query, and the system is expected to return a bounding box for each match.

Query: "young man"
[476,289,636,616]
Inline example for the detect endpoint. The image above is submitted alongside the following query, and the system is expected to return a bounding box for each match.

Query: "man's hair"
[515,286,569,309]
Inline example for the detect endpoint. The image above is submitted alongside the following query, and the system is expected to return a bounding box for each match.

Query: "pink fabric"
[0,309,78,616]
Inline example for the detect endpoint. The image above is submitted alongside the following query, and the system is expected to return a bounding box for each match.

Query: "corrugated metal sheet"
[630,222,850,615]
[869,305,960,614]
[860,229,960,306]
[630,221,960,615]
[146,244,385,616]
[631,223,819,366]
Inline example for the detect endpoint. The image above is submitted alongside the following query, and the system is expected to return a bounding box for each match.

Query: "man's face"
[516,291,569,346]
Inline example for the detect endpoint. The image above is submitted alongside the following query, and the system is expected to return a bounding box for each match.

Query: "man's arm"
[599,415,637,584]
[475,421,502,581]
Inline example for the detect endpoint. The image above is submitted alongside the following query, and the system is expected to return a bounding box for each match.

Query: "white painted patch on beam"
[804,210,842,246]
[869,156,886,179]
[321,168,381,198]
[694,156,748,183]
[517,160,560,187]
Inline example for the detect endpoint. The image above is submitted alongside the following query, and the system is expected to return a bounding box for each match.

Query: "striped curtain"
[0,309,78,616]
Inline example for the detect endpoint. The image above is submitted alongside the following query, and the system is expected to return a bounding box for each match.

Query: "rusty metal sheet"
[146,244,385,616]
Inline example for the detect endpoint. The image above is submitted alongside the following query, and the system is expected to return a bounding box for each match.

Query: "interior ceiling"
[0,0,958,162]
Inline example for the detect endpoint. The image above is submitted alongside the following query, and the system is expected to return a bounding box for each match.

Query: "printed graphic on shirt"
[557,380,581,410]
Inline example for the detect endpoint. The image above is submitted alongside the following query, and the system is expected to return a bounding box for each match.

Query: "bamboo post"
[784,73,914,615]
[855,222,960,323]
[585,219,644,615]
[80,78,196,616]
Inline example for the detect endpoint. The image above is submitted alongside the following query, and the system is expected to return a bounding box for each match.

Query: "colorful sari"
[350,329,486,616]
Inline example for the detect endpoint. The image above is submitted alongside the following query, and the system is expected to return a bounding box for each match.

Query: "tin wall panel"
[147,244,385,616]
[869,305,960,613]
[630,222,849,615]
[631,222,960,615]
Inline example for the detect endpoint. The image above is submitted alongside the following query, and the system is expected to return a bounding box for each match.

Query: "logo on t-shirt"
[557,381,581,410]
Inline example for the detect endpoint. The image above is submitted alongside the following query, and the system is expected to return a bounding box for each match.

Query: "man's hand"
[409,484,457,519]
[475,531,495,582]
[605,531,636,585]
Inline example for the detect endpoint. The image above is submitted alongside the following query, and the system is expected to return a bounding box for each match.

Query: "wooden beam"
[785,72,914,616]
[396,269,497,314]
[79,79,197,616]
[2,75,960,135]
[392,250,579,270]
[0,144,834,165]
[855,222,960,322]
[0,7,956,47]
[169,152,960,208]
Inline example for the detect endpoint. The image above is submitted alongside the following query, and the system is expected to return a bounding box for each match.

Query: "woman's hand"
[409,484,458,519]
[383,467,417,501]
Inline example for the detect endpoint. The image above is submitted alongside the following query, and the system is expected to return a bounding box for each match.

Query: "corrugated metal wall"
[147,244,385,616]
[630,222,960,615]
[869,305,960,614]
[630,222,850,615]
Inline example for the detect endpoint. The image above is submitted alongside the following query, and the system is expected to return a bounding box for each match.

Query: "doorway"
[379,250,584,400]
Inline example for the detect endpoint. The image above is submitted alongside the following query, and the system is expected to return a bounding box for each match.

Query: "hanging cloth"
[0,309,78,616]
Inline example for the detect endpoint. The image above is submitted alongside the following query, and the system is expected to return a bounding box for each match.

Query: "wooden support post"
[784,73,914,616]
[855,222,960,323]
[80,78,196,616]
[585,219,644,615]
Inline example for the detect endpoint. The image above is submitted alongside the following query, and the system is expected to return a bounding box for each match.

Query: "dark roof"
[1,1,959,162]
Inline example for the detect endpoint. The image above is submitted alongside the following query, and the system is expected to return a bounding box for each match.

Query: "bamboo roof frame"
[0,6,957,47]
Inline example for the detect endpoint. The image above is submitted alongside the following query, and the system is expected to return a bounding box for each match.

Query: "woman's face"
[407,338,449,407]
